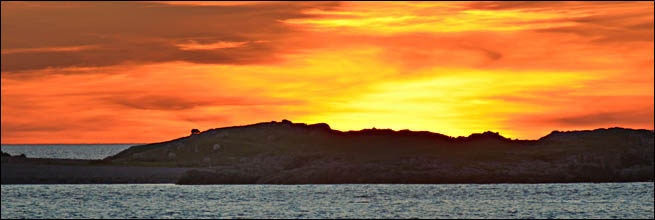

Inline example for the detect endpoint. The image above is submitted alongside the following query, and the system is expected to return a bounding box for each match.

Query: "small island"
[2,120,653,184]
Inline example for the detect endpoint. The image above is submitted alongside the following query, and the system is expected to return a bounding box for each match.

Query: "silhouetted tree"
[191,128,200,135]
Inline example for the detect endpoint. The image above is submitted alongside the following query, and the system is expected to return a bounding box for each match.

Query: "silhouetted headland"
[2,120,653,184]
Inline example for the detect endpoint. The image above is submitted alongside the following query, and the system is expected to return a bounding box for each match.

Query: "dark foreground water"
[1,183,653,219]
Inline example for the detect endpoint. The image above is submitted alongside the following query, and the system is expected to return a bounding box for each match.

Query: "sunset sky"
[1,1,653,144]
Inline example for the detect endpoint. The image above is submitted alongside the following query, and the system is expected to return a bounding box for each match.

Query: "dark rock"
[106,122,654,184]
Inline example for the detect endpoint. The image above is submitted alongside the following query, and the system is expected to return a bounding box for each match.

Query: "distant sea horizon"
[3,124,652,146]
[1,144,140,160]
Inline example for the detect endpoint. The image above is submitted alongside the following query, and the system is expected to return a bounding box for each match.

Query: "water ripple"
[1,183,653,219]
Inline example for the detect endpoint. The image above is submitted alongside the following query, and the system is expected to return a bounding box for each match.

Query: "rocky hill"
[105,120,654,184]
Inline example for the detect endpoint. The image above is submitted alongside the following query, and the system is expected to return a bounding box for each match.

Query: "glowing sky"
[1,1,653,144]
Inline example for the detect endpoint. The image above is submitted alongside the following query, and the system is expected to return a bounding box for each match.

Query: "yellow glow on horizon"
[294,67,595,139]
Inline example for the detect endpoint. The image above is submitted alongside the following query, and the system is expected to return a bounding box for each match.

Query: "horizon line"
[2,120,653,145]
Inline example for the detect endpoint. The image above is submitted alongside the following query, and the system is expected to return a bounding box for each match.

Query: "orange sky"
[1,1,653,144]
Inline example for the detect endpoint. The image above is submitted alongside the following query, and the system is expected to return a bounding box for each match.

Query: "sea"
[1,144,654,219]
[1,144,137,160]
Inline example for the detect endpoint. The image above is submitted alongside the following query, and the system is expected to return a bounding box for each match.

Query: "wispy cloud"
[1,1,340,72]
[176,41,248,51]
[1,45,98,55]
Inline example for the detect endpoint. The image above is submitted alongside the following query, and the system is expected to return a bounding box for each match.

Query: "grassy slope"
[105,121,654,184]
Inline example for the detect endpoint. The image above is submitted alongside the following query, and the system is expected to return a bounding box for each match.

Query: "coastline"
[2,156,653,185]
[3,122,653,185]
[1,156,208,184]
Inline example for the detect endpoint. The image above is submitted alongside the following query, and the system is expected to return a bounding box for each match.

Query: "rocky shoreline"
[1,154,208,184]
[3,121,654,184]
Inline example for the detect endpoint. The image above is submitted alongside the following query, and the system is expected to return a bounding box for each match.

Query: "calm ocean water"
[1,145,653,218]
[1,144,137,160]
[1,183,653,219]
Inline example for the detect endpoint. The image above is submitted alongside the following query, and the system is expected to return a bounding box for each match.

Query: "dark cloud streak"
[468,1,654,44]
[553,106,654,127]
[1,1,340,72]
[467,1,637,10]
